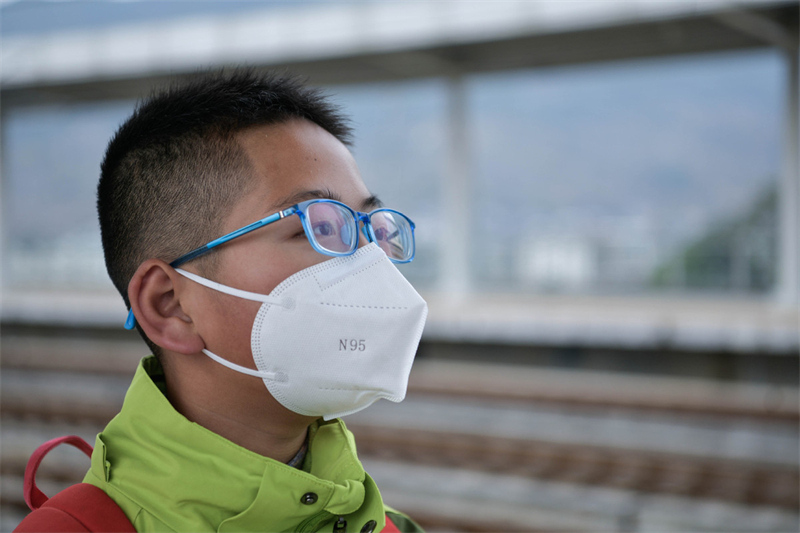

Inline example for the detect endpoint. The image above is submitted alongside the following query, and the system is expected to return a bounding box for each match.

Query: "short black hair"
[98,69,352,353]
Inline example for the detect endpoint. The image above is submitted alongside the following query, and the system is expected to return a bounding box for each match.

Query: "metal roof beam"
[714,7,799,50]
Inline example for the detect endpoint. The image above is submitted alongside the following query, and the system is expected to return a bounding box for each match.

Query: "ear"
[128,259,205,355]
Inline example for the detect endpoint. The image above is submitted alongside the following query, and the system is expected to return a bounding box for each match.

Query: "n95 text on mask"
[340,339,366,352]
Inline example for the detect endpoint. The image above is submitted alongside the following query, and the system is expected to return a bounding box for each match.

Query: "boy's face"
[182,119,375,374]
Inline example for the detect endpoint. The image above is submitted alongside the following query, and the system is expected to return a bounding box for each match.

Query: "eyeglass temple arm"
[124,207,297,330]
[171,210,291,267]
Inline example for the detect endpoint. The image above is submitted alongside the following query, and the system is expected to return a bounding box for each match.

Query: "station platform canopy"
[1,0,797,105]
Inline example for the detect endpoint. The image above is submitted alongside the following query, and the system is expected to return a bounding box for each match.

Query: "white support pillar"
[0,117,8,297]
[440,74,471,297]
[777,47,799,308]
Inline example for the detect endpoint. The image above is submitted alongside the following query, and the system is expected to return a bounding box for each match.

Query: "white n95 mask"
[176,243,428,420]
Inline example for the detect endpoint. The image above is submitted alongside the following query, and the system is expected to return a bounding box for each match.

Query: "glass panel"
[468,50,783,295]
[2,101,136,290]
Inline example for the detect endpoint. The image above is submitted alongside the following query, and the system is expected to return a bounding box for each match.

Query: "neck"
[162,352,316,462]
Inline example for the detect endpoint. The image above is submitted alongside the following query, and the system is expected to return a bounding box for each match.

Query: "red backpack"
[14,435,136,532]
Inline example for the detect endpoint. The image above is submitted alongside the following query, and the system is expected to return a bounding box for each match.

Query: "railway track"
[350,424,798,510]
[1,333,798,531]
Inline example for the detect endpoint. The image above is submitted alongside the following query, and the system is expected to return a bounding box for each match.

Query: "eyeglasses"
[173,198,416,266]
[124,198,416,329]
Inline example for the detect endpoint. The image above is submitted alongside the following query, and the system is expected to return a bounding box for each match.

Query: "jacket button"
[300,492,318,505]
[360,520,377,533]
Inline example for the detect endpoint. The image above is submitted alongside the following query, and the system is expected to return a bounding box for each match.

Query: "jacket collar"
[91,356,386,532]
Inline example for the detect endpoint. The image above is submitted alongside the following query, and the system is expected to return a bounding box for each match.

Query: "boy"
[21,70,428,532]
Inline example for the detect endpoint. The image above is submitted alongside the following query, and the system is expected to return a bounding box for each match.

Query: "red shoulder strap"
[15,484,136,533]
[382,515,401,533]
[24,435,94,511]
[16,435,136,532]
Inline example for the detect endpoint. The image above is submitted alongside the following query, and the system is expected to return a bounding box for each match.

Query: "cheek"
[196,288,260,366]
[235,248,329,295]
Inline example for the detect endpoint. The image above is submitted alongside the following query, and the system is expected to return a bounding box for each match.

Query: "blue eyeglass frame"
[124,198,416,329]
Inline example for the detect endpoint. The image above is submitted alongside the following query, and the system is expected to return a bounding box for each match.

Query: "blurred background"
[1,0,798,531]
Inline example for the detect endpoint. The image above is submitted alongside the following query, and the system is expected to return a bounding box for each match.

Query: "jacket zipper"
[295,511,348,532]
[294,511,331,533]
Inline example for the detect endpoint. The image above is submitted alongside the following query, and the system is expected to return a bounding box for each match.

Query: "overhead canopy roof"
[2,0,797,106]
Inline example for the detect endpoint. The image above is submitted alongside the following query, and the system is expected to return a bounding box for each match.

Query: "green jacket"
[83,356,421,533]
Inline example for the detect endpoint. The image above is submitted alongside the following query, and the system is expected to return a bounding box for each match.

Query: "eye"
[313,221,336,237]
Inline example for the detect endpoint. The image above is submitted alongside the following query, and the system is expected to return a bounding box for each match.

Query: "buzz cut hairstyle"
[97,69,352,353]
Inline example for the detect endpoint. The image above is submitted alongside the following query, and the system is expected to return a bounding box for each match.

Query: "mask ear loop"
[175,268,289,306]
[202,348,283,381]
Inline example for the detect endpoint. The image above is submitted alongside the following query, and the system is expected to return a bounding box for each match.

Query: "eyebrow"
[270,188,384,212]
[362,194,383,210]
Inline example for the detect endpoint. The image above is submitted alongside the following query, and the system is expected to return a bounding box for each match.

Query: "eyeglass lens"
[306,202,358,254]
[369,210,413,262]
